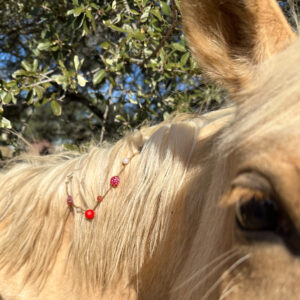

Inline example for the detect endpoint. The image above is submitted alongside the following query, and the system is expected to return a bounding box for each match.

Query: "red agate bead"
[97,195,103,202]
[110,176,120,187]
[85,209,95,219]
[67,196,73,206]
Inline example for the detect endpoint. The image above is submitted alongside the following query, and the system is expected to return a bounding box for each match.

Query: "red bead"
[110,176,120,187]
[97,195,103,202]
[85,209,95,219]
[67,196,73,206]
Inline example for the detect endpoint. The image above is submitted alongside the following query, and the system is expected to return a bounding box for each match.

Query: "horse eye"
[236,197,278,231]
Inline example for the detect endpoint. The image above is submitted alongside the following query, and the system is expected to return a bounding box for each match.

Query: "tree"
[0,0,297,157]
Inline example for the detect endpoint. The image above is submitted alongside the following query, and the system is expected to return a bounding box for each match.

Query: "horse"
[1,0,300,299]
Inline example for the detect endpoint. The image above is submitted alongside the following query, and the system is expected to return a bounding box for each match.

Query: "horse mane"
[218,38,300,156]
[0,111,233,292]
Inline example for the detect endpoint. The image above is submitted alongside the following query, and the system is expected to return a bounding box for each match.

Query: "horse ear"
[181,0,296,94]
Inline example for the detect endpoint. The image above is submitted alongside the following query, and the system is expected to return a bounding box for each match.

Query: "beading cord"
[65,152,139,220]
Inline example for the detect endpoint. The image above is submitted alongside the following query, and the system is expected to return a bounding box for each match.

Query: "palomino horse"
[0,0,300,299]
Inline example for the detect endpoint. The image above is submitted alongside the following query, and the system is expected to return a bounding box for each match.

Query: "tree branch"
[99,84,112,144]
[65,91,104,120]
[139,0,179,67]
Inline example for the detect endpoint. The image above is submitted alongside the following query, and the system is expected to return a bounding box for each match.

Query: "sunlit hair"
[218,39,300,155]
[0,110,232,294]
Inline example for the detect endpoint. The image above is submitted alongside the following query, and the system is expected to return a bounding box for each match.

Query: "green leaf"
[103,21,127,33]
[12,69,28,78]
[74,55,80,71]
[11,94,17,104]
[21,61,32,71]
[51,100,62,116]
[80,58,85,68]
[41,97,52,105]
[83,20,90,36]
[133,31,145,41]
[90,3,99,10]
[85,9,92,19]
[91,17,96,31]
[141,6,151,22]
[159,48,166,62]
[67,9,75,15]
[33,59,38,72]
[109,76,116,88]
[58,60,66,69]
[51,74,66,85]
[180,52,190,66]
[73,6,84,17]
[142,0,148,7]
[163,112,170,120]
[0,90,7,100]
[129,97,137,104]
[85,9,96,31]
[3,92,12,104]
[101,41,110,49]
[77,74,87,87]
[32,48,40,57]
[6,81,17,88]
[93,70,106,85]
[0,116,11,129]
[172,42,186,52]
[26,90,34,104]
[130,9,139,15]
[73,13,85,29]
[160,2,171,16]
[151,7,163,21]
[115,114,125,122]
[34,86,44,99]
[37,42,51,51]
[105,58,114,65]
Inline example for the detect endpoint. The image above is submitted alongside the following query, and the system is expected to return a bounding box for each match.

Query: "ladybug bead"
[110,176,120,187]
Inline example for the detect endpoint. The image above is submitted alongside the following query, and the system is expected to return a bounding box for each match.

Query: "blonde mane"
[0,111,233,296]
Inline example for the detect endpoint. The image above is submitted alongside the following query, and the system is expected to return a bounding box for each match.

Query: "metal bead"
[122,157,129,165]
